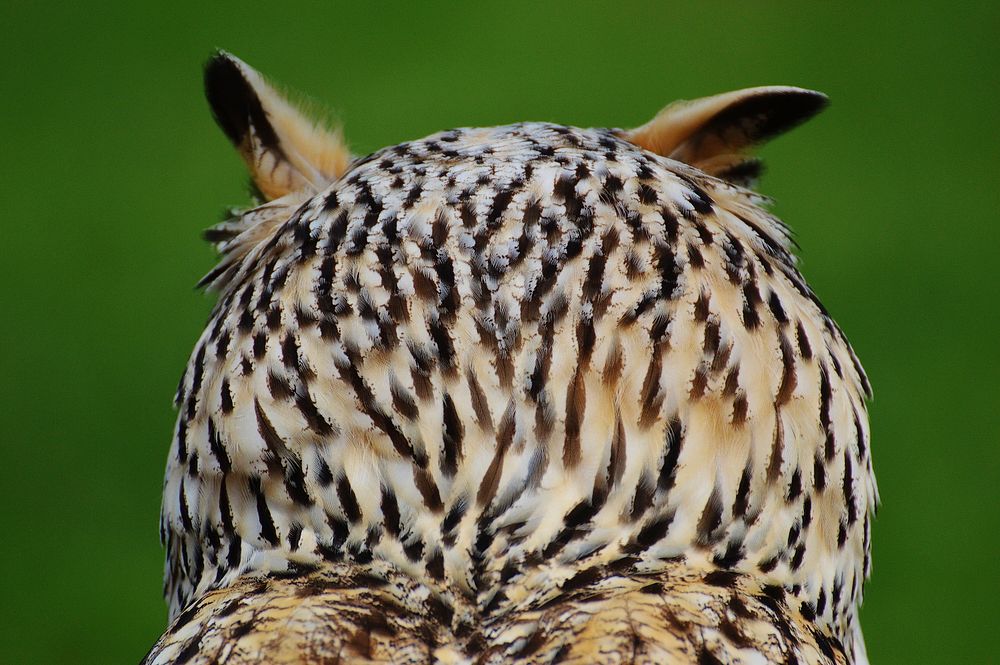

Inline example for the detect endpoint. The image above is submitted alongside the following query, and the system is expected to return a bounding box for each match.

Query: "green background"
[2,2,997,663]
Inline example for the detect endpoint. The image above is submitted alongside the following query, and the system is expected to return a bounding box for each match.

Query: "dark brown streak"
[207,417,231,473]
[601,338,624,388]
[336,474,362,523]
[477,401,517,508]
[441,392,464,477]
[658,416,684,492]
[608,411,627,489]
[775,333,798,407]
[767,414,785,481]
[389,377,419,421]
[696,486,724,547]
[295,386,334,436]
[466,367,494,432]
[413,467,444,513]
[255,398,312,505]
[689,364,709,400]
[638,353,664,429]
[563,367,587,468]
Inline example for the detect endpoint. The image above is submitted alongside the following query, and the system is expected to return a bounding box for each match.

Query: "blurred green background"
[2,2,997,663]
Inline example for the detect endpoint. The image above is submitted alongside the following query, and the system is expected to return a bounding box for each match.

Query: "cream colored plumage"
[145,52,876,664]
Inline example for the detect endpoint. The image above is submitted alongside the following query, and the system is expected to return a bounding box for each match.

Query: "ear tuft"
[624,86,827,184]
[204,51,352,201]
[205,52,283,155]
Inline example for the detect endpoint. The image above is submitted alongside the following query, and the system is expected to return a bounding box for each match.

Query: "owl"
[144,52,876,664]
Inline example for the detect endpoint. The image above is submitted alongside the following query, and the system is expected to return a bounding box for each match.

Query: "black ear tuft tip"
[705,87,829,148]
[204,51,280,150]
[754,88,829,141]
[788,88,830,120]
[204,51,254,147]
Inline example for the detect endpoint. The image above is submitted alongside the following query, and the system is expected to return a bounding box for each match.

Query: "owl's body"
[145,54,875,664]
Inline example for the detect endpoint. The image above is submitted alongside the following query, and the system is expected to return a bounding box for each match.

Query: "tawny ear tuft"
[624,86,827,184]
[205,51,351,201]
